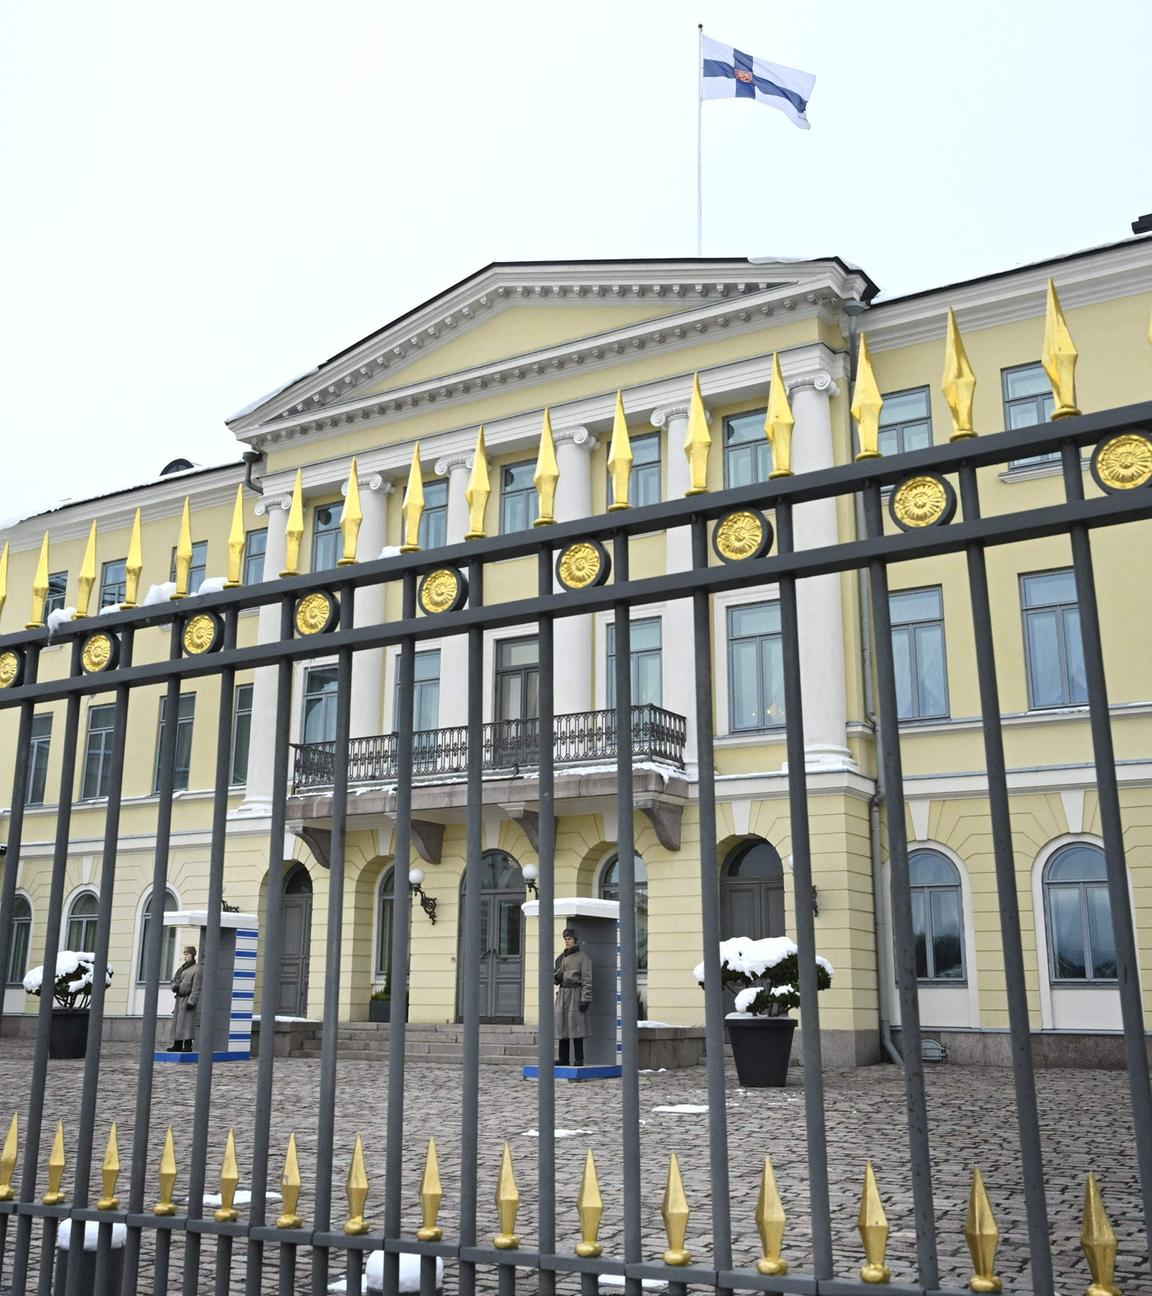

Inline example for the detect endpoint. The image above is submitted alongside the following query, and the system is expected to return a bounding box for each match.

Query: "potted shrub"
[368,984,391,1024]
[23,952,114,1060]
[693,936,832,1087]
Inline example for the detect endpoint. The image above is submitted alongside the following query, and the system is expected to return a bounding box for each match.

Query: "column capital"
[553,424,598,452]
[786,370,841,400]
[650,402,710,428]
[435,452,474,476]
[341,473,393,497]
[254,492,292,517]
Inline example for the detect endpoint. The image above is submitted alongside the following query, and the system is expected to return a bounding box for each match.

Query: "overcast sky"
[2,0,1149,522]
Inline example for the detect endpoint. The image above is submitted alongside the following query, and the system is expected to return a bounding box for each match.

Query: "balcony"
[291,704,687,793]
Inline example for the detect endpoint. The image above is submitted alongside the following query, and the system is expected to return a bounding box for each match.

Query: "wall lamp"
[521,862,540,898]
[408,867,438,924]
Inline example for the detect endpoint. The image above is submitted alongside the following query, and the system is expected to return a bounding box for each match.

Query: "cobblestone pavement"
[0,1046,1146,1294]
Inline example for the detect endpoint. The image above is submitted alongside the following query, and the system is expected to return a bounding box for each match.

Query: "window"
[394,650,441,732]
[244,528,268,585]
[599,853,648,972]
[100,559,127,609]
[610,432,661,507]
[500,461,539,533]
[312,504,343,572]
[908,850,964,981]
[1021,570,1086,709]
[419,480,449,550]
[495,638,539,722]
[728,603,785,732]
[376,871,394,979]
[606,619,662,709]
[66,892,99,954]
[723,410,773,487]
[231,684,254,785]
[890,587,948,720]
[27,714,52,806]
[1043,844,1115,981]
[303,666,339,744]
[154,693,196,793]
[1003,363,1057,467]
[5,897,31,987]
[878,388,932,457]
[169,541,208,593]
[81,704,117,800]
[137,889,179,983]
[45,572,68,616]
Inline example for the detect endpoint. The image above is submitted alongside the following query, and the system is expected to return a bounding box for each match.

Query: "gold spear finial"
[97,1123,120,1211]
[344,1134,370,1235]
[280,471,304,577]
[942,308,977,440]
[215,1129,241,1222]
[123,509,144,608]
[1081,1172,1120,1296]
[172,497,193,599]
[607,391,634,511]
[684,373,711,495]
[154,1127,178,1216]
[42,1120,67,1205]
[493,1141,521,1249]
[225,485,245,588]
[965,1167,1002,1293]
[576,1149,603,1258]
[465,427,490,540]
[858,1161,891,1283]
[0,1113,18,1201]
[400,445,425,554]
[765,354,796,478]
[756,1155,788,1276]
[339,458,363,566]
[417,1138,444,1241]
[1043,278,1081,419]
[661,1152,692,1266]
[853,335,885,462]
[76,522,98,617]
[533,410,559,526]
[0,541,9,624]
[276,1133,304,1229]
[26,533,51,629]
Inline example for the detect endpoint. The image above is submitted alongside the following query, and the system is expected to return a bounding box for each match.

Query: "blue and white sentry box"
[155,910,258,1064]
[522,897,623,1082]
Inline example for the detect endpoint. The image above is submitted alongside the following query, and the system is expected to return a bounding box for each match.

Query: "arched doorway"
[279,864,313,1018]
[720,839,786,941]
[458,850,524,1023]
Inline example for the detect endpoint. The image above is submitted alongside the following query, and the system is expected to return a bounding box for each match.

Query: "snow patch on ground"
[599,1277,666,1290]
[56,1222,127,1250]
[519,1128,592,1139]
[637,1021,676,1028]
[651,1104,709,1114]
[201,1189,281,1207]
[328,1251,443,1293]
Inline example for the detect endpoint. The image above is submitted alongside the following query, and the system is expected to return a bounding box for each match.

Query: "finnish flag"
[700,34,815,130]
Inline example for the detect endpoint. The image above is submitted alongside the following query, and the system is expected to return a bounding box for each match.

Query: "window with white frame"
[500,461,539,533]
[244,528,268,585]
[394,650,441,732]
[606,619,662,709]
[27,713,52,806]
[1043,844,1116,981]
[81,703,117,800]
[1003,363,1057,467]
[99,559,127,608]
[5,896,31,986]
[154,693,196,793]
[889,587,949,721]
[727,602,785,732]
[303,666,339,744]
[908,850,964,981]
[609,431,661,507]
[137,888,179,983]
[376,870,394,980]
[723,410,773,487]
[419,479,449,550]
[878,388,932,457]
[45,571,68,616]
[66,892,99,953]
[231,683,254,784]
[169,541,208,593]
[1021,570,1086,709]
[311,504,343,571]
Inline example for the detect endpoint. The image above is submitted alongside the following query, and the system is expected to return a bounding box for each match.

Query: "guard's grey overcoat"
[553,946,592,1040]
[171,961,203,1041]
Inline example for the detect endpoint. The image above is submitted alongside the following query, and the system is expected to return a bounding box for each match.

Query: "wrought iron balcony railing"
[291,703,687,793]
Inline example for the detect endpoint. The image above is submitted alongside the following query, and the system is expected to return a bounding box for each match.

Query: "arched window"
[6,896,31,986]
[721,839,785,941]
[65,892,99,953]
[376,871,394,981]
[599,853,648,972]
[908,850,964,981]
[1044,844,1115,981]
[137,888,179,984]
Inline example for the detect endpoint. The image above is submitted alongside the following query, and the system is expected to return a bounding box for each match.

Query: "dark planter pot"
[726,1015,797,1087]
[48,1008,90,1060]
[368,999,391,1023]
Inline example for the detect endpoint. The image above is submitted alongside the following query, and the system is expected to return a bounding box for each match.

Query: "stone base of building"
[893,1027,1152,1069]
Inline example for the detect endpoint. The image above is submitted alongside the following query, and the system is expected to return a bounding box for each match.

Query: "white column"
[349,474,392,739]
[434,452,473,730]
[552,426,597,718]
[788,371,853,768]
[236,492,290,816]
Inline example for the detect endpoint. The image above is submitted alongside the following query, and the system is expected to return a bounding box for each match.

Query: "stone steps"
[295,1022,542,1064]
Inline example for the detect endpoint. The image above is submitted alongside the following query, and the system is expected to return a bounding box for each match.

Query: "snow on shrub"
[23,952,113,1009]
[693,936,832,1017]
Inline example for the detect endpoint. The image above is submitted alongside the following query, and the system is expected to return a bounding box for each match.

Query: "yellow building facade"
[2,238,1151,1067]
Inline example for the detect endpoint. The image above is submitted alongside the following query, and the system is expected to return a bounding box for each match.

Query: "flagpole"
[696,23,703,256]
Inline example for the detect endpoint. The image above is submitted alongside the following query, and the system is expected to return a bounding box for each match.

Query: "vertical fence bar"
[0,645,39,1039]
[8,639,82,1296]
[243,596,295,1296]
[151,1228,172,1296]
[1062,442,1152,1257]
[383,572,418,1296]
[773,501,835,1278]
[688,518,733,1278]
[862,483,939,1289]
[536,548,557,1293]
[957,464,1055,1289]
[311,590,356,1293]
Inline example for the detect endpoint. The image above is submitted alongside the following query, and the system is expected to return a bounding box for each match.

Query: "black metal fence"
[0,399,1151,1294]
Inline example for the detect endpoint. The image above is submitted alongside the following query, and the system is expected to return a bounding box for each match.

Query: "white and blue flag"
[700,34,815,130]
